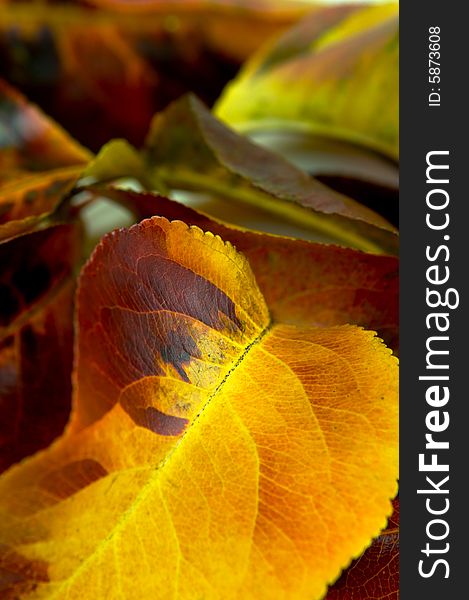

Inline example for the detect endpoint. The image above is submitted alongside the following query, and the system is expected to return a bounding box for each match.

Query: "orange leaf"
[0,78,91,177]
[0,167,83,242]
[0,80,90,241]
[0,217,398,599]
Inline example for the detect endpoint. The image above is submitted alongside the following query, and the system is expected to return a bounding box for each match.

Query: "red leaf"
[326,497,399,600]
[0,224,80,472]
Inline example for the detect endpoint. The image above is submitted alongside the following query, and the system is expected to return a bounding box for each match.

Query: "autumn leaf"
[0,79,90,241]
[0,78,92,176]
[0,80,86,469]
[212,3,399,225]
[85,94,398,255]
[0,216,398,599]
[0,0,310,151]
[242,130,399,227]
[215,3,399,161]
[0,5,399,598]
[86,186,398,351]
[326,497,399,600]
[0,223,81,472]
[0,168,85,242]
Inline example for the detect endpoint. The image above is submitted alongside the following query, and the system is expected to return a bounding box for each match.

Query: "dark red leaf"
[326,497,399,600]
[0,223,81,472]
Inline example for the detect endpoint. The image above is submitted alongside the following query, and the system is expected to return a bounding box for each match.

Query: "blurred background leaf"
[216,2,399,160]
[0,0,313,151]
[0,223,81,472]
[215,2,398,223]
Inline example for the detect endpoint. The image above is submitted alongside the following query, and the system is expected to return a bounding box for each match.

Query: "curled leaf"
[0,216,398,599]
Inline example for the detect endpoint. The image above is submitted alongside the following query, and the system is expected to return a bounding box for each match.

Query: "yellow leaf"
[0,217,398,599]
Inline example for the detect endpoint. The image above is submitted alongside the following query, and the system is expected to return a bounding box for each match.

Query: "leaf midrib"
[49,320,272,598]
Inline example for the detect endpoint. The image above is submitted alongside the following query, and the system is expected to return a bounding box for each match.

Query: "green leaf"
[215,3,399,161]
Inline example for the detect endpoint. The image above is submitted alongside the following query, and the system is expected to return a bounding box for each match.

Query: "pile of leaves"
[0,2,399,599]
